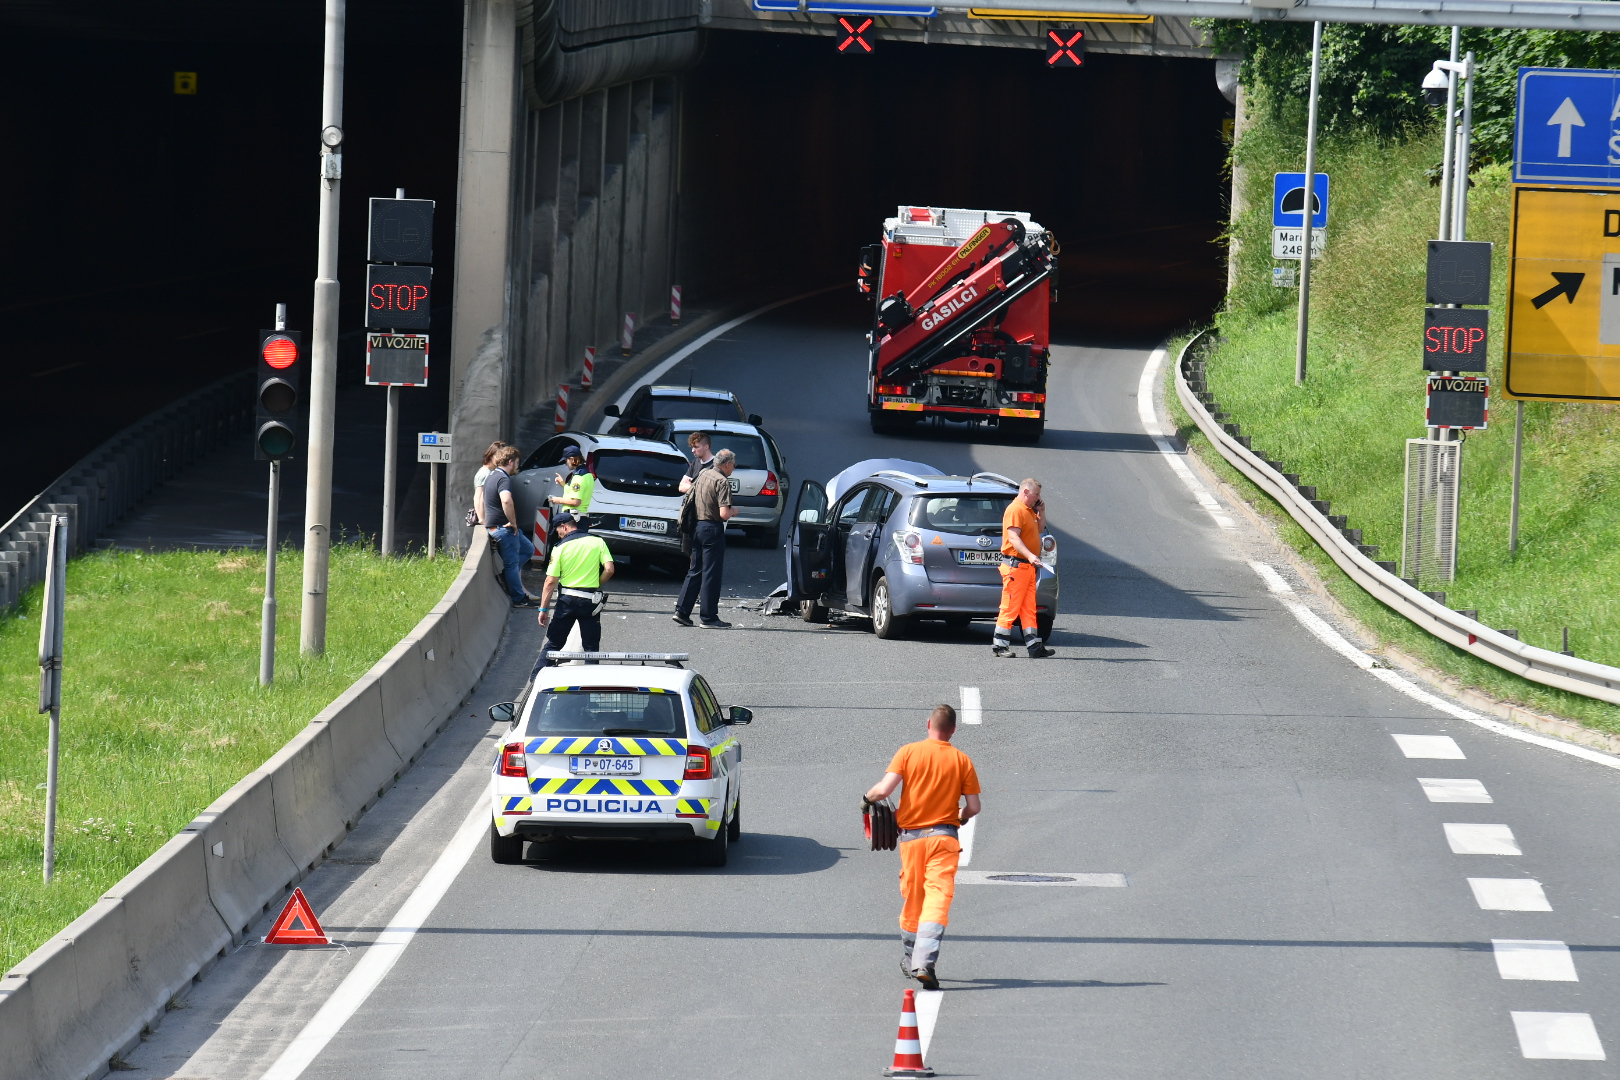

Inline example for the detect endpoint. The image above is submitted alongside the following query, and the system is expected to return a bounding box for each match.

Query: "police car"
[487,652,751,866]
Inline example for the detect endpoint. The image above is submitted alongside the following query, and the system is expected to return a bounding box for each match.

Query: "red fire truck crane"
[858,206,1056,442]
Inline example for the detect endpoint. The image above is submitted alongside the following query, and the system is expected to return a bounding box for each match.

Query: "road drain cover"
[987,873,1075,884]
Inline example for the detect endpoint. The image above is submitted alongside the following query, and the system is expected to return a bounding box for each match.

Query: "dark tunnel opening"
[678,30,1234,347]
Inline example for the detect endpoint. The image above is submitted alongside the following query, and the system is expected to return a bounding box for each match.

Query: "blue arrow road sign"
[1273,173,1329,228]
[1514,67,1620,186]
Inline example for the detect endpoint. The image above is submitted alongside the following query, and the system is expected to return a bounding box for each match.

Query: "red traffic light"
[262,335,299,369]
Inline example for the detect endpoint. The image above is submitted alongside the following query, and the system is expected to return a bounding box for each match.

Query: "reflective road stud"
[882,988,934,1077]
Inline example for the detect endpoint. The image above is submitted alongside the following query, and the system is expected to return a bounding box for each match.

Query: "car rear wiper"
[602,727,666,735]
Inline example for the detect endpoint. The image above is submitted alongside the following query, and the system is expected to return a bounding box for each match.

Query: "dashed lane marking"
[1394,734,1466,759]
[1512,1012,1607,1059]
[1493,940,1579,982]
[260,794,489,1080]
[1444,822,1522,855]
[956,871,1126,887]
[1137,349,1236,530]
[1469,877,1553,911]
[959,686,981,725]
[1418,777,1492,803]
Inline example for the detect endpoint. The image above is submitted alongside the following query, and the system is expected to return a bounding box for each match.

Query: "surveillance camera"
[1422,65,1450,108]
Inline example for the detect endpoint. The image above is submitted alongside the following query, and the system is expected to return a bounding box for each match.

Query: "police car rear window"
[912,494,1013,535]
[593,451,686,497]
[527,690,687,738]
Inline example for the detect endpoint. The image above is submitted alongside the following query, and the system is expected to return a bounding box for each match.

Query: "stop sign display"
[365,264,431,330]
[1423,306,1488,372]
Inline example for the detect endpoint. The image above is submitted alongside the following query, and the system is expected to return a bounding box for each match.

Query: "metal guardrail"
[0,372,253,611]
[1173,330,1620,707]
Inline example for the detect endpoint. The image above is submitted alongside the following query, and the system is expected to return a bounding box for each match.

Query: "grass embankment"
[1181,111,1620,732]
[0,544,460,973]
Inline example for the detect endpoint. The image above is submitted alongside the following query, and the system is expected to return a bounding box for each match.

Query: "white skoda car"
[487,653,751,866]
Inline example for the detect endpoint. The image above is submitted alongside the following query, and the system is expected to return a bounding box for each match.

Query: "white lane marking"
[1250,561,1292,594]
[1394,734,1466,759]
[959,686,982,725]
[1418,777,1492,803]
[1245,561,1374,671]
[914,988,943,1062]
[1493,940,1579,982]
[1512,1012,1607,1059]
[1444,822,1522,855]
[1469,877,1553,911]
[956,870,1126,887]
[957,816,976,868]
[600,286,841,431]
[1137,348,1236,530]
[260,795,490,1080]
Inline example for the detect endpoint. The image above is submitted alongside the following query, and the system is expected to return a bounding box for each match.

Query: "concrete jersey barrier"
[0,530,509,1080]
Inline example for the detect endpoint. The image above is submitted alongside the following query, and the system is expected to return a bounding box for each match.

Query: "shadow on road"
[519,832,842,875]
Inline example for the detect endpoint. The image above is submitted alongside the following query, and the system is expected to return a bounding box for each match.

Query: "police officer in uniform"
[550,445,595,530]
[537,511,615,661]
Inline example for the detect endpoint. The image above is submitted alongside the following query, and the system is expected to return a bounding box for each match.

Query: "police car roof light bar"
[543,651,689,668]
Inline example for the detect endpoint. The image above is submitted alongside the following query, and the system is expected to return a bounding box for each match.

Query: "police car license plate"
[954,549,1001,565]
[569,756,641,776]
[619,516,667,534]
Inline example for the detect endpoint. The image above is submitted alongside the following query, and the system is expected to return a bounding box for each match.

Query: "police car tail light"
[683,745,713,780]
[759,470,779,497]
[499,742,528,778]
[895,530,925,565]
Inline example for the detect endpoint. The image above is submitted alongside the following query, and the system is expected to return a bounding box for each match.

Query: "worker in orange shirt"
[863,704,982,990]
[994,477,1053,658]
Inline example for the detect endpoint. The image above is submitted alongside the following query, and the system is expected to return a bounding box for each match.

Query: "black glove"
[861,795,874,811]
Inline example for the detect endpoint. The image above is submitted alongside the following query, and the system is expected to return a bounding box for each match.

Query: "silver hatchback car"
[785,465,1058,640]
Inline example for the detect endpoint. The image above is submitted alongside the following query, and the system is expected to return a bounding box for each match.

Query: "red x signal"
[838,17,874,54]
[1045,29,1085,67]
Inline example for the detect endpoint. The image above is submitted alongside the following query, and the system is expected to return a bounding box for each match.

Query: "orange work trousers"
[996,561,1039,632]
[898,834,961,932]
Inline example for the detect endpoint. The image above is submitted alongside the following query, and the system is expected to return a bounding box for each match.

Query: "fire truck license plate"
[619,516,668,534]
[570,756,641,776]
[954,550,1001,566]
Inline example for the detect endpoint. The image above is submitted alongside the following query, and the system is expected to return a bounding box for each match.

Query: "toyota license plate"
[954,549,1002,566]
[619,516,668,534]
[569,756,641,776]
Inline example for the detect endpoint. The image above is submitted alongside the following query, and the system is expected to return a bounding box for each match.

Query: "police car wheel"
[727,797,741,842]
[692,823,729,867]
[490,821,525,864]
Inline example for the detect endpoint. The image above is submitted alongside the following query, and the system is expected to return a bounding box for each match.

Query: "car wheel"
[801,599,828,623]
[871,576,910,640]
[728,796,741,841]
[1037,612,1054,641]
[490,821,524,864]
[693,823,729,867]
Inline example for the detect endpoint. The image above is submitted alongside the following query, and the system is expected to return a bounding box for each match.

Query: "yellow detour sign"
[1505,186,1620,401]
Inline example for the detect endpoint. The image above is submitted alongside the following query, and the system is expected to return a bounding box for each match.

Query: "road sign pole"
[37,515,66,883]
[381,384,399,556]
[1453,51,1475,241]
[1509,400,1525,553]
[1437,28,1459,242]
[301,0,345,656]
[428,460,439,560]
[1295,21,1323,387]
[262,459,279,687]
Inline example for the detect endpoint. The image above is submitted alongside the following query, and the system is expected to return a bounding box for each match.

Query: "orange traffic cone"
[882,988,934,1077]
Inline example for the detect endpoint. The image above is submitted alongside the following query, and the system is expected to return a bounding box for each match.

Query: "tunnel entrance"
[679,30,1233,345]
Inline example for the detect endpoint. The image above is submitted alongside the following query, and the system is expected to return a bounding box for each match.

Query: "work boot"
[1026,636,1054,659]
[911,965,939,991]
[991,645,1012,658]
[992,627,1014,658]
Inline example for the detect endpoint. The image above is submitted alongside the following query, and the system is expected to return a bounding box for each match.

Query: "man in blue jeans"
[673,448,736,628]
[483,446,541,608]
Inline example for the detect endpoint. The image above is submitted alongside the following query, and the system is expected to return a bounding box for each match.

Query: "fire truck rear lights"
[1012,392,1045,404]
[878,384,909,396]
[262,336,299,369]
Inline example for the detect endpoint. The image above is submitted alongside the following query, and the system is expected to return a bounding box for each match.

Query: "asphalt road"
[126,291,1620,1078]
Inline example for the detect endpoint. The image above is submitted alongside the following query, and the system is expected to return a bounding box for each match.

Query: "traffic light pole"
[301,0,345,656]
[262,303,287,687]
[381,385,399,555]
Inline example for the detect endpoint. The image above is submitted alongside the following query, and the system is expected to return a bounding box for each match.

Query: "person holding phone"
[993,477,1053,658]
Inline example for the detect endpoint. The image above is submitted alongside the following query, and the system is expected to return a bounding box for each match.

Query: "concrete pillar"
[447,0,517,550]
[569,91,606,371]
[643,78,677,321]
[597,83,631,350]
[1227,81,1249,295]
[547,97,581,407]
[620,80,651,326]
[526,104,563,415]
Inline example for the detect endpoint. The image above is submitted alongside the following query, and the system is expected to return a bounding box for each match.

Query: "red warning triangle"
[264,887,329,945]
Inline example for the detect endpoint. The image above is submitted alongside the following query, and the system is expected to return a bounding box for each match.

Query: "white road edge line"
[1243,560,1620,773]
[260,793,491,1080]
[959,686,982,725]
[914,988,943,1063]
[1136,348,1235,530]
[600,285,843,430]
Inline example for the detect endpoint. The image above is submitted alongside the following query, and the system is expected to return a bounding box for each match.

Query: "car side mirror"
[728,706,753,726]
[488,702,516,724]
[747,413,763,426]
[604,404,621,417]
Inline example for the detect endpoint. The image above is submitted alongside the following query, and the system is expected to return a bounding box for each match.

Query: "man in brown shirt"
[674,448,735,628]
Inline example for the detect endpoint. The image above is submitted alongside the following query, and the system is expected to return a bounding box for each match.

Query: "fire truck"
[858,206,1056,442]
